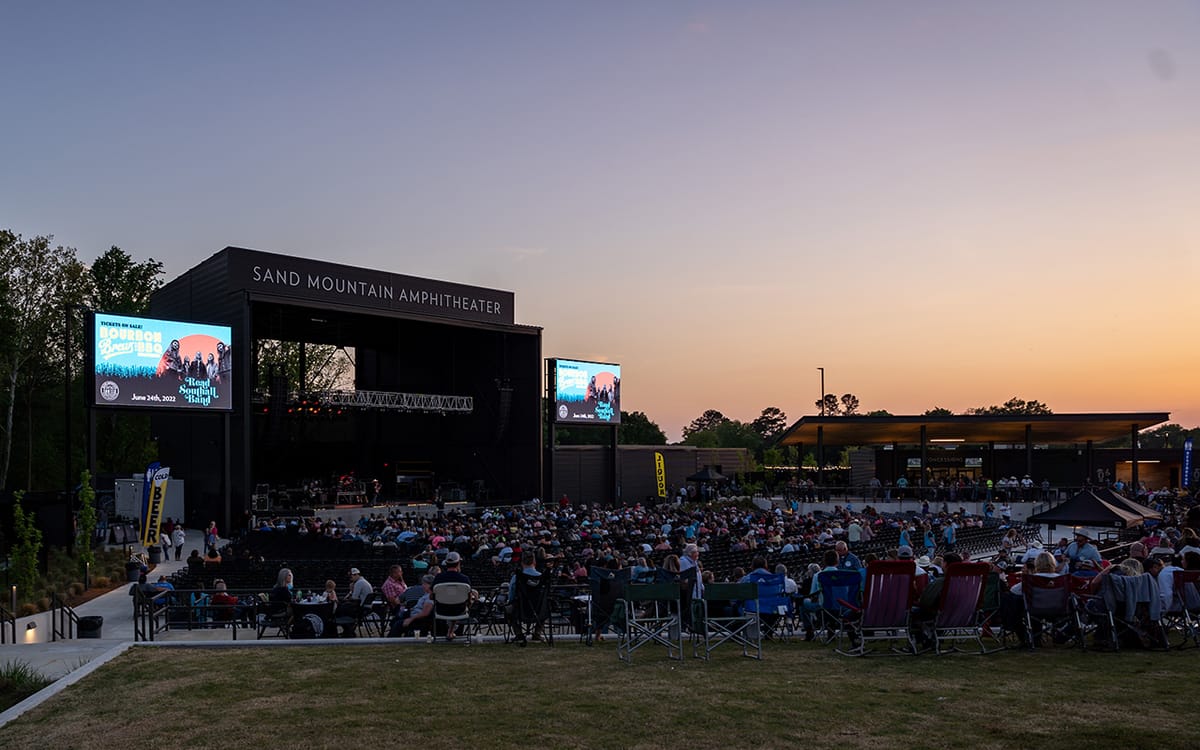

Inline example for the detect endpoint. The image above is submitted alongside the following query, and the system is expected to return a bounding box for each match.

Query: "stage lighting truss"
[312,389,474,414]
[254,389,474,414]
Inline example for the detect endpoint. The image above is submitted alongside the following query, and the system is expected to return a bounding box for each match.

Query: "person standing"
[160,529,171,561]
[205,521,219,554]
[172,526,186,560]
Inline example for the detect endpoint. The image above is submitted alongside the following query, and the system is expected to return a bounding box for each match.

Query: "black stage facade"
[150,247,542,530]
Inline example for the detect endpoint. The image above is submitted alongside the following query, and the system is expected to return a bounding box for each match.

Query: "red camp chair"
[932,562,994,655]
[835,560,917,656]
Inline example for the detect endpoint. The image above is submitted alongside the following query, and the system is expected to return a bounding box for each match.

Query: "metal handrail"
[50,592,78,641]
[0,604,16,644]
[136,586,269,641]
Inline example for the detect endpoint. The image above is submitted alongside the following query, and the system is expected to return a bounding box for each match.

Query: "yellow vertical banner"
[140,464,171,547]
[654,452,667,498]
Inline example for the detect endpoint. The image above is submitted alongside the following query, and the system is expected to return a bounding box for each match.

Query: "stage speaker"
[495,383,513,441]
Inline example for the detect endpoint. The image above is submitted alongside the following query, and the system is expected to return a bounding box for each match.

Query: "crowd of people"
[177,482,1200,649]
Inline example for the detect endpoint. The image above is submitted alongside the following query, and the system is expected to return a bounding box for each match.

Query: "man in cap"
[337,567,375,637]
[348,567,374,605]
[1065,531,1103,571]
[432,551,472,640]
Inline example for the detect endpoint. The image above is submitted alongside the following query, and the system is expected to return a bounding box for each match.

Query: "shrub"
[10,492,43,597]
[93,576,111,588]
[18,603,37,617]
[69,582,85,596]
[36,597,50,613]
[0,660,53,712]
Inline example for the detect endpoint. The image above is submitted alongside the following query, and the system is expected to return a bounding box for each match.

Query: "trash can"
[126,562,142,582]
[78,615,104,639]
[148,546,162,565]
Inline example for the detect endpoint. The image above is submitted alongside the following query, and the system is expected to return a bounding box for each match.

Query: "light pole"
[817,367,825,416]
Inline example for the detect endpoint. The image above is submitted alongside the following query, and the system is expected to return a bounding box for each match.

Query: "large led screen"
[93,313,232,411]
[552,358,621,424]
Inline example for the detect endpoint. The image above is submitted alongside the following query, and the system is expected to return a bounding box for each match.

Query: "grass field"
[0,640,1193,749]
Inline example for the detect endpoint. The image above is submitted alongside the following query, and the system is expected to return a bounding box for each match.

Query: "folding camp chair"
[1022,574,1084,649]
[835,560,917,656]
[432,582,473,641]
[359,592,389,637]
[333,599,365,638]
[509,572,553,646]
[256,599,292,639]
[694,582,761,660]
[740,571,793,640]
[586,566,630,645]
[802,570,861,644]
[617,582,683,663]
[1165,570,1200,649]
[931,562,994,654]
[978,570,1013,648]
[1094,572,1167,651]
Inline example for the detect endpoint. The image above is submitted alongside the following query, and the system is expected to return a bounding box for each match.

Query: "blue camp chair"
[741,571,793,640]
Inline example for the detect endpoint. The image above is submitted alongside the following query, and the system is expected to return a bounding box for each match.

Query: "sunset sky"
[4,2,1197,440]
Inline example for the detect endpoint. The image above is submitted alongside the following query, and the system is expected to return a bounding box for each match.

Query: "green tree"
[682,409,727,439]
[680,429,719,448]
[618,411,667,445]
[10,491,43,596]
[751,406,788,440]
[76,470,98,574]
[1103,423,1200,449]
[256,339,353,394]
[815,393,839,416]
[924,407,953,416]
[966,397,1052,416]
[815,392,861,416]
[762,447,787,466]
[88,246,164,314]
[865,409,893,417]
[839,394,860,415]
[87,246,166,479]
[0,231,89,490]
[713,419,763,451]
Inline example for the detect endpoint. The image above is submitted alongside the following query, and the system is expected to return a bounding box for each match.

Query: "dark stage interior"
[250,302,541,508]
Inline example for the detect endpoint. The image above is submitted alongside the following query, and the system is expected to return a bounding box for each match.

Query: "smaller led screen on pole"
[93,313,233,411]
[552,358,621,425]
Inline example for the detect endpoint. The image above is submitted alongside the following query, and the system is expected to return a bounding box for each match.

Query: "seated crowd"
[162,489,1200,649]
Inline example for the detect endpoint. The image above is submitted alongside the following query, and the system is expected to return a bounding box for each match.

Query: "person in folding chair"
[911,552,964,648]
[800,550,841,641]
[432,552,472,640]
[381,564,409,638]
[397,575,436,636]
[1079,557,1166,650]
[740,556,790,639]
[506,549,552,643]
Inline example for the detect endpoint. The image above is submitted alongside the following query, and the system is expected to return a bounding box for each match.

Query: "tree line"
[0,229,165,493]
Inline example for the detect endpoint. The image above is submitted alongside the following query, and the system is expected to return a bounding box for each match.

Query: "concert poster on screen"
[553,358,621,424]
[92,313,233,411]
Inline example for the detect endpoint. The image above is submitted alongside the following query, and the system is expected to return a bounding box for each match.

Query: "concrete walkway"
[0,531,196,679]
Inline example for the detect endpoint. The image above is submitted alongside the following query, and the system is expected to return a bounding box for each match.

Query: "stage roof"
[777,412,1170,447]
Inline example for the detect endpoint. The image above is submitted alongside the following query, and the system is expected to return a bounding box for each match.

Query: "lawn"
[0,641,1191,750]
